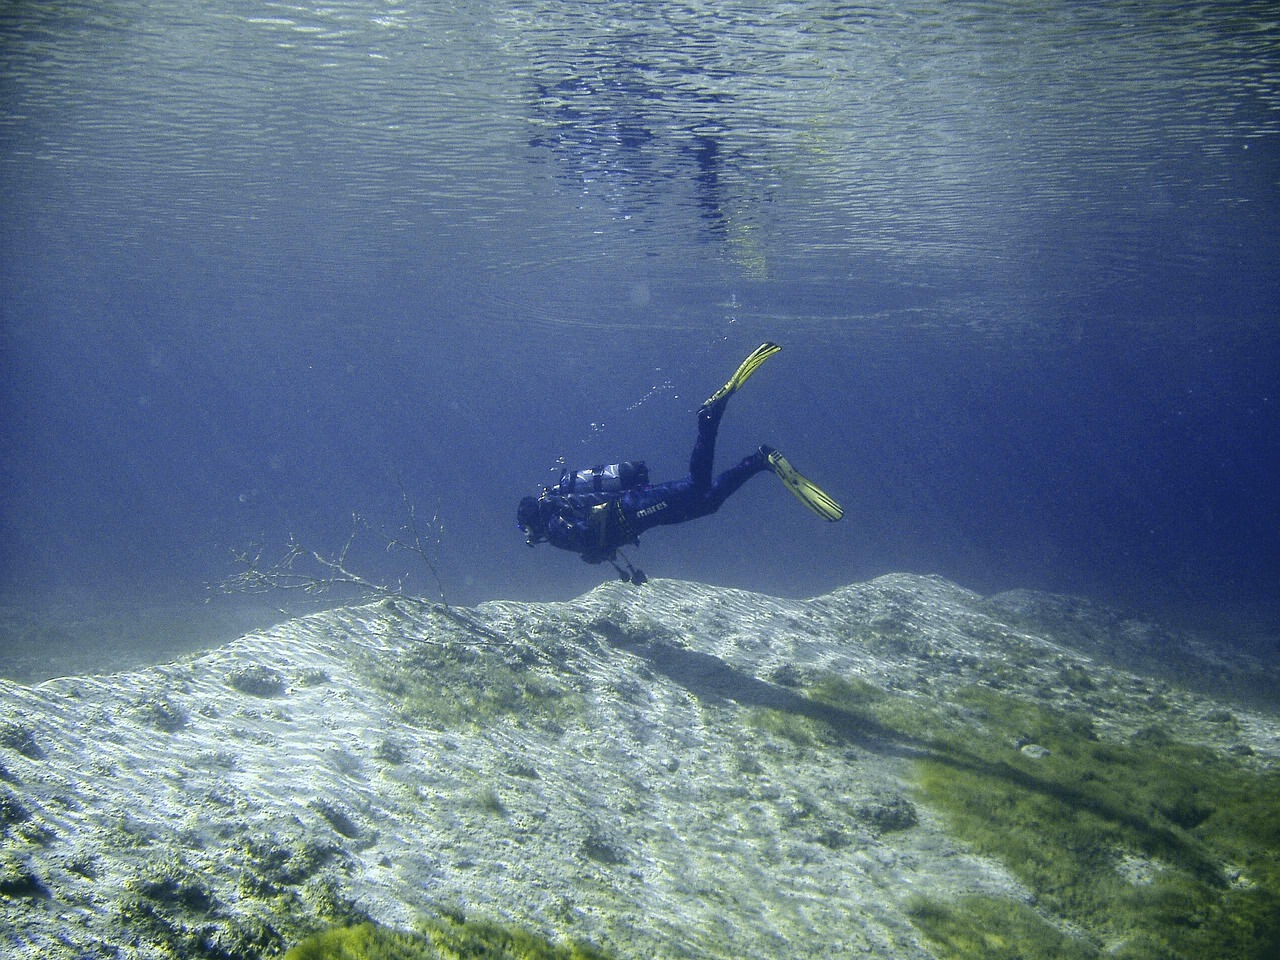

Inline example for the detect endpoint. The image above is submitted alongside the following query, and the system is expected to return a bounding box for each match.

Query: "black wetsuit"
[541,401,768,563]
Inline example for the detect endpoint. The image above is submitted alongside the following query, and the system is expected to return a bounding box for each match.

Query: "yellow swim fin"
[766,448,844,522]
[702,341,782,412]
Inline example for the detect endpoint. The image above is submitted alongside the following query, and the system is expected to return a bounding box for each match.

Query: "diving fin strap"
[766,449,844,522]
[701,341,782,411]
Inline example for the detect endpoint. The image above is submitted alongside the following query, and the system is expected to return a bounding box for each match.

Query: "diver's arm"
[544,505,593,558]
[545,503,613,564]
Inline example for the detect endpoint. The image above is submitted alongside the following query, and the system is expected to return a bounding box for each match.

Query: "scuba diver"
[517,342,843,584]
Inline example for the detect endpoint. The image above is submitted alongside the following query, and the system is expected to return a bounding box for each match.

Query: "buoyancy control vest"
[550,461,649,497]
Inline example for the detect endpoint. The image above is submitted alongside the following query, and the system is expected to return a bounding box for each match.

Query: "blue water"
[2,0,1278,675]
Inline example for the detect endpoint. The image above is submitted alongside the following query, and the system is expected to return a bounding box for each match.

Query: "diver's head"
[517,496,547,546]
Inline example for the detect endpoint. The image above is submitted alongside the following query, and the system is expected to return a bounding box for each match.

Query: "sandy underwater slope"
[2,574,1278,960]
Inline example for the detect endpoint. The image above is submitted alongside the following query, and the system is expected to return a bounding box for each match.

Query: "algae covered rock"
[0,852,46,898]
[285,917,617,960]
[1,575,1278,960]
[856,795,919,833]
[133,694,189,732]
[0,721,44,760]
[227,663,287,696]
[0,789,30,831]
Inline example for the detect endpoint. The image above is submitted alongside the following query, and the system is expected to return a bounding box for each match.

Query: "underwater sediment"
[2,575,1277,959]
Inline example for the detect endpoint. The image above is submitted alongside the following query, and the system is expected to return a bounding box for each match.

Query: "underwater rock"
[372,737,407,765]
[856,795,919,833]
[296,667,331,687]
[982,588,1279,707]
[227,663,286,697]
[311,799,366,841]
[133,694,188,732]
[1019,743,1050,759]
[0,722,44,760]
[130,857,217,913]
[814,827,853,849]
[579,833,628,866]
[0,852,46,898]
[284,918,618,960]
[0,790,30,830]
[0,574,1276,960]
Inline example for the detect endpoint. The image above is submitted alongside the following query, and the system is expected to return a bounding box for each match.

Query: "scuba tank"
[551,461,649,497]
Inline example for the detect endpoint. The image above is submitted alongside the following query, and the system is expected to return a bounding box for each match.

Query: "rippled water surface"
[5,1,1276,319]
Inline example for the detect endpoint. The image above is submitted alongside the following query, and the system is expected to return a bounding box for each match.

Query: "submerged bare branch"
[220,483,448,608]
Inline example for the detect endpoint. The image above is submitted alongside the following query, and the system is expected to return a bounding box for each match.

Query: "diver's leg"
[691,342,781,489]
[688,400,723,490]
[704,448,770,512]
[632,448,768,532]
[691,343,778,488]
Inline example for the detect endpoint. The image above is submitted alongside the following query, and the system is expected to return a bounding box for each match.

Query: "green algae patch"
[906,895,1094,960]
[360,638,584,733]
[744,705,831,749]
[803,677,1280,960]
[283,917,616,960]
